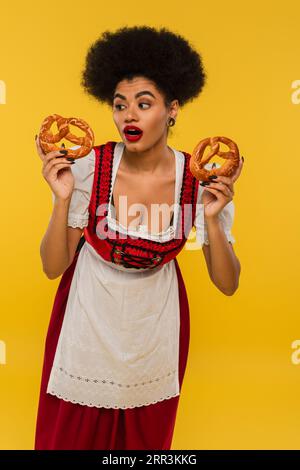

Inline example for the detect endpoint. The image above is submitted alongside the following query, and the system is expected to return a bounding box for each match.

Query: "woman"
[34,25,243,450]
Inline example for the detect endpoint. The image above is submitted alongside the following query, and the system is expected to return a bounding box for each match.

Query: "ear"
[170,99,179,118]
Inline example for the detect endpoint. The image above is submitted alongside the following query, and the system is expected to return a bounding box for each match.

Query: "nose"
[124,103,138,122]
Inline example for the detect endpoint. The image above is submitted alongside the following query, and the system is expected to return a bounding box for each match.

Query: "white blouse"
[63,143,236,246]
[47,142,236,409]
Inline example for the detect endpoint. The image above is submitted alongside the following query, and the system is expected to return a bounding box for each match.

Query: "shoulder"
[68,146,96,191]
[90,141,123,163]
[170,147,185,171]
[68,145,96,178]
[69,140,121,175]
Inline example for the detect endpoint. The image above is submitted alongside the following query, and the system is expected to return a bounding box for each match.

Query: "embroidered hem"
[47,365,180,409]
[46,389,180,410]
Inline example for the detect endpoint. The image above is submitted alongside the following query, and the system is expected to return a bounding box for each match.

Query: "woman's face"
[112,76,178,152]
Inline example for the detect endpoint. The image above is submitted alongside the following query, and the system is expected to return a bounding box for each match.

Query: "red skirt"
[34,240,190,450]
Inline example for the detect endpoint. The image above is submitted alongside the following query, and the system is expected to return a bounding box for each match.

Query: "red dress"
[34,141,199,450]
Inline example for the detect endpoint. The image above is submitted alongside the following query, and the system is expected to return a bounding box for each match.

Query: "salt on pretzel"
[190,136,240,182]
[38,113,94,158]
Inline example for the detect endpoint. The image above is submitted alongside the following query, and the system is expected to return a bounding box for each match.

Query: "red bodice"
[83,141,199,269]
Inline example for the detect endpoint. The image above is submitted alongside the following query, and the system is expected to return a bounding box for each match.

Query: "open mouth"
[124,128,143,141]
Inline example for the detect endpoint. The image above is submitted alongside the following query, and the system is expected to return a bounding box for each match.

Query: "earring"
[167,117,176,127]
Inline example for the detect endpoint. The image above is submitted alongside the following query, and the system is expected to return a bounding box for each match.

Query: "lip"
[123,125,143,142]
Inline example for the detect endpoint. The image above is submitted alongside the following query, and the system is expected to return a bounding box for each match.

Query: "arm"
[198,158,244,295]
[202,216,241,295]
[36,137,93,280]
[40,197,83,279]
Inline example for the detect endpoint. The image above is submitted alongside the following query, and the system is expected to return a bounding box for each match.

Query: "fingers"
[35,135,46,160]
[204,187,234,200]
[43,152,74,171]
[204,181,233,199]
[35,135,66,162]
[42,160,73,180]
[42,148,74,178]
[211,175,232,187]
[43,149,69,165]
[231,157,244,182]
[209,177,234,193]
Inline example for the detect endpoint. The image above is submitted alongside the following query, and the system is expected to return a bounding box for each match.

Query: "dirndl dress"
[34,141,236,450]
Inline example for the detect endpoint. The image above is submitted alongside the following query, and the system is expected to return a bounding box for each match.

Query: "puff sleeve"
[51,146,95,229]
[194,163,236,247]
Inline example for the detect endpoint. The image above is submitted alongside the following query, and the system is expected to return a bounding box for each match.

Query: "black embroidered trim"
[115,243,164,269]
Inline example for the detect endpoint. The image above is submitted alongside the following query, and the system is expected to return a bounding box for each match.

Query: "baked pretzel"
[38,113,94,158]
[190,136,240,182]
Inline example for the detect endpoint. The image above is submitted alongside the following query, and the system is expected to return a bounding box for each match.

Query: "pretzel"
[190,136,240,182]
[38,113,94,158]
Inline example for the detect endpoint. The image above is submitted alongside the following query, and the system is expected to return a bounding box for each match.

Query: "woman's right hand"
[35,135,75,201]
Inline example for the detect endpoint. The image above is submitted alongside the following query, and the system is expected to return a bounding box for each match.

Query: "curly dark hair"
[81,25,207,109]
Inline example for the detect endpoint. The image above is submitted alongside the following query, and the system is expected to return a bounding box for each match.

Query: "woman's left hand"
[201,157,244,220]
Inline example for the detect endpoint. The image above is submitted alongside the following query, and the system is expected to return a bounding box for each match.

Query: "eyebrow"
[113,90,156,101]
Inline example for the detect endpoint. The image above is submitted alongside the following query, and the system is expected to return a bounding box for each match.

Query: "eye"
[113,102,151,110]
[139,102,150,109]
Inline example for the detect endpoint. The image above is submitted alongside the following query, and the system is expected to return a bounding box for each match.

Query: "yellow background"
[1,0,300,450]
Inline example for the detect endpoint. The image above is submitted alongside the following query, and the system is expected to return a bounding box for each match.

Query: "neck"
[122,138,173,175]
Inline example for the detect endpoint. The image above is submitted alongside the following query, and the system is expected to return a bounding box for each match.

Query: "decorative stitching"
[56,365,176,388]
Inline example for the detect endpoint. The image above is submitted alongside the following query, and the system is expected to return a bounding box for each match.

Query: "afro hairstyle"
[81,25,207,109]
